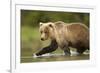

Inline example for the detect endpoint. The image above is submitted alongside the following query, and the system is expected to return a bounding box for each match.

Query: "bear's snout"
[41,38,44,41]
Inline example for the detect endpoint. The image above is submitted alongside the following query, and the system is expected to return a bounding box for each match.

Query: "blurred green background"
[21,10,89,63]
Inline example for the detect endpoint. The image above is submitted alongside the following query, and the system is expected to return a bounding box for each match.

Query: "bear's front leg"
[59,42,71,56]
[63,48,71,56]
[34,40,58,57]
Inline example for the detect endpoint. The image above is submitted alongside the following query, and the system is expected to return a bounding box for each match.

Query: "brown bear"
[34,21,89,57]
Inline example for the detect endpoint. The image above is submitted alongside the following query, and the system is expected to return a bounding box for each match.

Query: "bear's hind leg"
[77,47,87,55]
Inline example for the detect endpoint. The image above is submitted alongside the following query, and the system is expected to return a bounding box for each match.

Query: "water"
[21,54,89,63]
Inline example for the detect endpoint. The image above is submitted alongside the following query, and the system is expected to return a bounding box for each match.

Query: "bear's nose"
[41,38,44,41]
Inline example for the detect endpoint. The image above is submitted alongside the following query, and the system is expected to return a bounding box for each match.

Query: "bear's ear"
[39,22,43,26]
[49,24,53,28]
[48,22,54,28]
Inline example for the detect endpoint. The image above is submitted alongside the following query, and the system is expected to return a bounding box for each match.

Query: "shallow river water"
[21,54,89,63]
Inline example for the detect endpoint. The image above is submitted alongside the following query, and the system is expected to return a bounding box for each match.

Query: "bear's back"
[54,22,89,42]
[65,23,89,47]
[66,23,89,35]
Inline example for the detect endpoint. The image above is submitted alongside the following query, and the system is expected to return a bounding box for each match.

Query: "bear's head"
[39,22,55,41]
